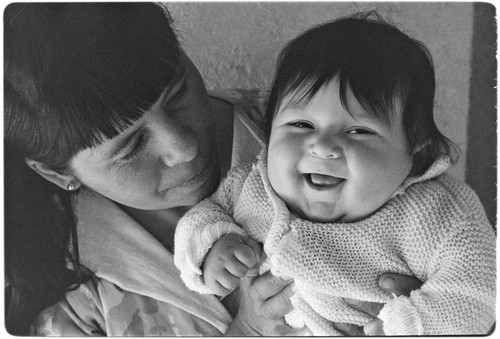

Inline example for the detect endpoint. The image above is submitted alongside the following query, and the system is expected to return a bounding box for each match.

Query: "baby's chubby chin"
[289,199,345,223]
[290,198,378,224]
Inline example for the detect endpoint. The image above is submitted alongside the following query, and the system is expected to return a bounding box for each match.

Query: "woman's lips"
[159,152,215,193]
[307,173,344,187]
[180,151,216,187]
[181,165,209,186]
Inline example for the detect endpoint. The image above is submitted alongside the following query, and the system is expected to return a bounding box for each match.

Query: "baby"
[174,12,495,335]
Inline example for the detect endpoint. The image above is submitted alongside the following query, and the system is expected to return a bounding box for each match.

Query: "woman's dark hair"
[265,11,459,175]
[4,3,181,334]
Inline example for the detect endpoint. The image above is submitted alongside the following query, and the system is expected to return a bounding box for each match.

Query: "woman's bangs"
[62,48,180,151]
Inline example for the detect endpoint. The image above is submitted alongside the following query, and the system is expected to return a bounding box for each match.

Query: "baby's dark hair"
[265,11,458,176]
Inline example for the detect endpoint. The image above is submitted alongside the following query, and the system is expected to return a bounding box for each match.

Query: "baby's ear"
[411,140,429,156]
[25,158,81,191]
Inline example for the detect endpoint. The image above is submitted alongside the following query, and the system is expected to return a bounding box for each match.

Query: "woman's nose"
[155,118,198,167]
[308,133,343,159]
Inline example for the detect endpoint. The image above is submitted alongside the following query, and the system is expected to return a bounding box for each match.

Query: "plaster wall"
[168,2,474,181]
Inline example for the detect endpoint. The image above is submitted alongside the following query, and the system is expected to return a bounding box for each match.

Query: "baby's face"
[267,77,413,223]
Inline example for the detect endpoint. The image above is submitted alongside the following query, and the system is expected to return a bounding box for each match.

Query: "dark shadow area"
[466,2,497,229]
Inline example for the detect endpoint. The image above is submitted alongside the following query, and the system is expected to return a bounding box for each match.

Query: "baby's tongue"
[310,173,342,186]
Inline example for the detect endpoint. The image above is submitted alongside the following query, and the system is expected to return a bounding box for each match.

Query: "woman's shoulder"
[209,88,269,133]
[209,88,269,109]
[209,88,269,167]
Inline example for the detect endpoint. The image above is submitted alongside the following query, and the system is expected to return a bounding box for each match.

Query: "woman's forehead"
[79,56,196,157]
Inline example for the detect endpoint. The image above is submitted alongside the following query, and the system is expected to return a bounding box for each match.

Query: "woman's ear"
[24,158,81,191]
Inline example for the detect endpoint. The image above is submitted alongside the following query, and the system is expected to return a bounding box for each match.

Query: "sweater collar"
[391,154,451,198]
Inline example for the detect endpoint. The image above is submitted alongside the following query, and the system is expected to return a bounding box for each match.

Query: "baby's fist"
[203,234,261,296]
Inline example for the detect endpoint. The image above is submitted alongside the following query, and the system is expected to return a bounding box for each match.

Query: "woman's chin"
[161,165,221,209]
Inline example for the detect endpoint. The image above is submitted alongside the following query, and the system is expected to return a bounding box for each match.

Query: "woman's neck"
[120,97,235,252]
[120,205,190,252]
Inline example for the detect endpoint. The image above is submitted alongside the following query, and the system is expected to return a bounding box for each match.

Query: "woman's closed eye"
[121,133,147,161]
[163,79,188,110]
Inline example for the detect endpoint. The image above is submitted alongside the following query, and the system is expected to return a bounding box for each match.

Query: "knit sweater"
[174,150,496,335]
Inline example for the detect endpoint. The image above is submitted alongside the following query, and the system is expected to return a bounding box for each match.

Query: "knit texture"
[174,151,496,335]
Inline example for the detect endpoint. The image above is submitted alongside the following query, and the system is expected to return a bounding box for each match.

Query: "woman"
[4,3,422,335]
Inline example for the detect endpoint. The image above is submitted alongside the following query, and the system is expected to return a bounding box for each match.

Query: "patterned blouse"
[31,89,268,336]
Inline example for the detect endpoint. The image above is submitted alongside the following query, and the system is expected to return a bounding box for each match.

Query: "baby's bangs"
[277,73,336,112]
[339,70,410,127]
[275,67,407,129]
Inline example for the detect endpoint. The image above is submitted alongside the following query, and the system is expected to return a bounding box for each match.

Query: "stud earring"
[67,183,77,191]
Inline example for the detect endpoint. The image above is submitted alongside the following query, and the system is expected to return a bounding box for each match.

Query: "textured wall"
[466,3,496,226]
[168,2,474,181]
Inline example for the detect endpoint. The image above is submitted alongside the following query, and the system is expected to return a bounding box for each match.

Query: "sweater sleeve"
[378,217,496,335]
[174,163,254,294]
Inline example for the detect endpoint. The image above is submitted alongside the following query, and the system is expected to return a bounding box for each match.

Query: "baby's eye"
[289,121,314,129]
[347,128,374,135]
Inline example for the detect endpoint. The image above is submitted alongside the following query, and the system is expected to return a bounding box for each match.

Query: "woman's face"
[70,55,221,210]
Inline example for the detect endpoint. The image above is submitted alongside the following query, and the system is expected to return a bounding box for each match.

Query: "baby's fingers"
[210,280,233,297]
[208,270,240,296]
[225,258,250,278]
[233,242,259,269]
[218,269,242,290]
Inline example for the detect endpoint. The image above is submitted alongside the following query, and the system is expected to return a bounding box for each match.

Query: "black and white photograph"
[3,1,496,336]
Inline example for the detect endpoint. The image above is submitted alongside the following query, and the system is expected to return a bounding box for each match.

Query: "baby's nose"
[309,134,343,159]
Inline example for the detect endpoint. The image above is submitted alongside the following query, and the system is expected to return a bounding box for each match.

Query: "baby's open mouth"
[306,173,344,187]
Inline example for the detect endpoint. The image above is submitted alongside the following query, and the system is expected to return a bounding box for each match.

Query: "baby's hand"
[203,234,261,296]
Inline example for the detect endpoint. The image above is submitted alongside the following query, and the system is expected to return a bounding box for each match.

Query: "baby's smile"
[302,171,345,208]
[306,173,344,187]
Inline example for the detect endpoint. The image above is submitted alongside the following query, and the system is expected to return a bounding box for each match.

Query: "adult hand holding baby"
[227,271,310,336]
[345,273,424,336]
[204,234,310,335]
[207,232,424,336]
